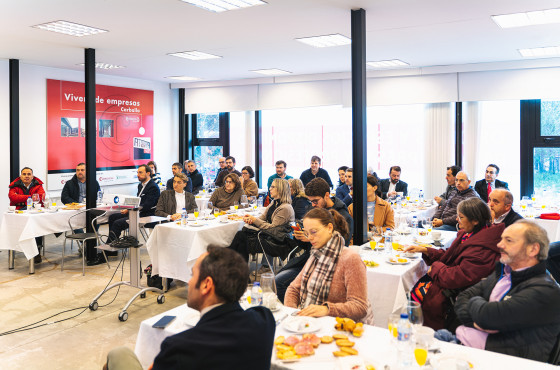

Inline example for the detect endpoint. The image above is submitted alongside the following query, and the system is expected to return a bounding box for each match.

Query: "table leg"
[29,258,35,274]
[9,250,15,269]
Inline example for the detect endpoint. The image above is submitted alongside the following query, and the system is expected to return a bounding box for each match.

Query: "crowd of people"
[8,156,560,367]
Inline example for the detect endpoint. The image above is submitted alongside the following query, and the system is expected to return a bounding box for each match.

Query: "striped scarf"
[299,231,344,308]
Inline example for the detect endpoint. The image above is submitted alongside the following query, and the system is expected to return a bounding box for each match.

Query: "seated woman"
[209,173,245,211]
[288,178,311,220]
[284,208,373,324]
[404,197,504,330]
[228,178,294,262]
[348,174,394,231]
[241,166,259,197]
[155,173,197,220]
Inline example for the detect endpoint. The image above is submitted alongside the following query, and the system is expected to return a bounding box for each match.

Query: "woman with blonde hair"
[209,173,245,211]
[288,178,311,220]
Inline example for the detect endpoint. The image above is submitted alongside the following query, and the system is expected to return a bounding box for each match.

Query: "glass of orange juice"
[414,334,430,367]
[387,313,399,342]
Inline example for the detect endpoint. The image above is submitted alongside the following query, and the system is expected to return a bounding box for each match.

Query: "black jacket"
[501,209,523,228]
[166,176,192,194]
[292,195,311,221]
[330,196,353,246]
[188,169,204,194]
[474,179,509,202]
[455,261,560,362]
[300,168,333,188]
[152,303,275,370]
[379,178,408,199]
[61,175,100,204]
[138,179,160,217]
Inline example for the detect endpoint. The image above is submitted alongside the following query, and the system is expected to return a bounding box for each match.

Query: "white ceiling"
[2,0,560,84]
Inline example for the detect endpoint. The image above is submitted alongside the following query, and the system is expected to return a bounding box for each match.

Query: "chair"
[62,209,109,275]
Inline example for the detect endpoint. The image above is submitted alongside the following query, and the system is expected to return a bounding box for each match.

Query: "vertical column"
[254,111,262,188]
[351,9,367,245]
[9,59,20,185]
[178,88,186,163]
[455,102,463,168]
[84,48,97,262]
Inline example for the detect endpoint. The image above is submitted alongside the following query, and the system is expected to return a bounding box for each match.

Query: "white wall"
[0,60,10,219]
[0,62,177,220]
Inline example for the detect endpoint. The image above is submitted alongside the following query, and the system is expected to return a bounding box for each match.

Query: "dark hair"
[447,165,461,177]
[457,197,492,234]
[487,164,500,174]
[196,246,249,303]
[367,174,382,197]
[21,167,33,174]
[224,173,241,192]
[147,160,157,173]
[389,166,401,174]
[241,166,254,178]
[139,164,152,176]
[226,155,236,163]
[276,160,287,167]
[346,168,353,173]
[77,162,85,167]
[172,162,182,168]
[303,208,349,241]
[338,166,348,172]
[311,155,321,164]
[304,178,330,198]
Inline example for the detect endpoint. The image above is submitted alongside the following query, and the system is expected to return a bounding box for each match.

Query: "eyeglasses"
[225,180,233,184]
[303,226,326,238]
[219,161,225,164]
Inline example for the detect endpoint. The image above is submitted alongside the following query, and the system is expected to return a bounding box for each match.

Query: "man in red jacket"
[9,167,46,262]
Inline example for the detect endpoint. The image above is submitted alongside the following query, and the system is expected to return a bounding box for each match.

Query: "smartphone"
[152,315,176,329]
[291,224,301,232]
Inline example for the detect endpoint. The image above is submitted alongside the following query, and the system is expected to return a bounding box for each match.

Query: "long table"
[135,304,555,370]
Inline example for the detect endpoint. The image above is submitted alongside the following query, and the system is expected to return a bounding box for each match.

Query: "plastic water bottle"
[181,208,187,227]
[396,196,402,211]
[411,215,418,235]
[419,189,424,203]
[384,228,392,253]
[26,197,33,210]
[396,313,413,369]
[251,282,263,306]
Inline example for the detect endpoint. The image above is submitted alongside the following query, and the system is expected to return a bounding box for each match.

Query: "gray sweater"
[209,186,245,211]
[433,187,479,225]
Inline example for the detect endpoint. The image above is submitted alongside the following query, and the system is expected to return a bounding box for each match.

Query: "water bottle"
[396,196,402,211]
[26,197,33,210]
[396,313,413,369]
[411,215,418,235]
[257,197,264,208]
[251,282,263,306]
[181,208,187,227]
[419,189,424,203]
[384,228,392,253]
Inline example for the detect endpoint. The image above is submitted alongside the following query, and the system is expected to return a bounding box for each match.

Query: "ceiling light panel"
[492,8,560,28]
[519,46,560,58]
[296,34,351,48]
[179,0,266,13]
[166,76,202,81]
[251,69,292,75]
[366,59,409,68]
[168,51,222,60]
[32,20,107,37]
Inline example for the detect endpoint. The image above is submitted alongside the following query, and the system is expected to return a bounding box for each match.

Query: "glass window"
[196,113,220,138]
[194,145,223,184]
[541,100,560,136]
[533,147,560,195]
[229,111,254,173]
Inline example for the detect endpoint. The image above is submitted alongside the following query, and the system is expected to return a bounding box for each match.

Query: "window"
[541,100,560,136]
[194,145,223,184]
[196,113,220,138]
[191,113,230,185]
[229,111,255,175]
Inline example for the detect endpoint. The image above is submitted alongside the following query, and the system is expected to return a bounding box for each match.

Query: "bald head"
[489,188,513,219]
[455,171,471,191]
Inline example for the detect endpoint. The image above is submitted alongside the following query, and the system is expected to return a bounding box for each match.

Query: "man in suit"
[104,165,160,257]
[489,188,522,227]
[61,162,101,204]
[104,247,276,370]
[474,164,509,203]
[167,162,192,193]
[335,167,353,206]
[379,166,408,199]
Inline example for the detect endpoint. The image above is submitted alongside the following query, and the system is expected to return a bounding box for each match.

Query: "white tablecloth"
[146,218,244,282]
[135,304,555,370]
[533,218,560,243]
[193,196,210,211]
[393,203,438,226]
[0,209,82,259]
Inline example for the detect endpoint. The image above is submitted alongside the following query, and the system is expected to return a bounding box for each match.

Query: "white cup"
[187,213,195,221]
[8,206,16,212]
[219,215,228,222]
[431,231,442,240]
[229,206,236,211]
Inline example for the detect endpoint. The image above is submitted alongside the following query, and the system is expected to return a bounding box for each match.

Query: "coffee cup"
[431,231,442,240]
[8,206,16,212]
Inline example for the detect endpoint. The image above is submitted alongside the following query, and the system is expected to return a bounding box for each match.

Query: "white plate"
[282,316,321,334]
[188,222,206,227]
[386,257,410,265]
[182,311,200,327]
[28,210,43,214]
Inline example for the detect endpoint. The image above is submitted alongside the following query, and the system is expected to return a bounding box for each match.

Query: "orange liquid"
[414,348,428,366]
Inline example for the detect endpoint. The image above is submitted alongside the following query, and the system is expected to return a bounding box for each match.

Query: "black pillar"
[255,111,262,188]
[9,59,20,182]
[455,102,463,168]
[351,9,367,245]
[178,88,187,163]
[84,48,97,261]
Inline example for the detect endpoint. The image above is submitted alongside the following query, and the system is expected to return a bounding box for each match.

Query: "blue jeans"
[275,267,302,304]
[434,224,457,231]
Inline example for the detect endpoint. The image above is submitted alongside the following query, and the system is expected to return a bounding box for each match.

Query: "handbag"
[410,274,432,304]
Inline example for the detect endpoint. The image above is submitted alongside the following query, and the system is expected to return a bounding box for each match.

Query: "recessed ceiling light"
[32,20,107,37]
[77,62,125,69]
[168,51,222,60]
[492,8,560,28]
[251,69,292,76]
[295,34,351,48]
[518,46,560,58]
[179,0,266,13]
[366,59,410,68]
[166,76,202,81]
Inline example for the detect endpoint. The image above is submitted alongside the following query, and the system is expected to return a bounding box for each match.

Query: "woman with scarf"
[404,197,504,330]
[284,208,373,324]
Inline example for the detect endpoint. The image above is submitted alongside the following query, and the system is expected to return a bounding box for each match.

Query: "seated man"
[166,162,192,193]
[213,156,227,183]
[335,167,353,206]
[300,155,333,188]
[455,220,560,363]
[474,164,509,203]
[267,160,293,192]
[106,165,160,252]
[104,247,275,370]
[186,160,204,194]
[432,171,478,231]
[489,188,522,227]
[61,162,100,204]
[434,165,460,206]
[379,166,408,199]
[337,165,349,187]
[215,156,242,187]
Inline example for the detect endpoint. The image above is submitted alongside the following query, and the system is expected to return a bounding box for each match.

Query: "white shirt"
[494,209,511,224]
[138,180,149,197]
[175,191,186,214]
[388,181,398,194]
